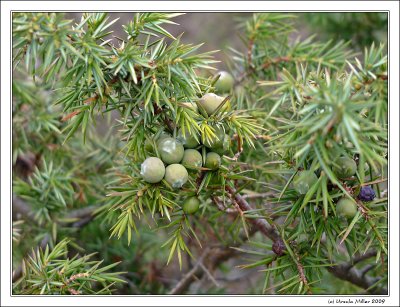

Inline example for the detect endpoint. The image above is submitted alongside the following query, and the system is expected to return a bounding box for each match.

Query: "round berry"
[336,197,358,218]
[205,152,221,170]
[181,102,199,113]
[140,157,165,183]
[155,132,171,146]
[181,149,203,169]
[333,156,357,179]
[358,186,376,202]
[213,134,230,155]
[214,71,234,94]
[293,170,318,195]
[204,126,225,149]
[182,197,200,214]
[157,138,184,164]
[164,164,188,189]
[198,93,229,116]
[177,129,200,149]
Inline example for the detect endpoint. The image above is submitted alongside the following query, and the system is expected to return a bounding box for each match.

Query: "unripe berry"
[140,157,165,183]
[155,132,171,147]
[181,102,199,113]
[336,197,358,218]
[198,93,229,116]
[182,196,200,214]
[333,156,357,179]
[214,71,234,94]
[181,149,202,169]
[164,164,188,189]
[293,170,318,195]
[213,134,230,155]
[177,129,200,149]
[204,126,225,149]
[157,138,184,164]
[205,152,221,170]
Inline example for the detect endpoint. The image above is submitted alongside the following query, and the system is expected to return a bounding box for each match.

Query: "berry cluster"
[140,73,234,214]
[292,155,376,219]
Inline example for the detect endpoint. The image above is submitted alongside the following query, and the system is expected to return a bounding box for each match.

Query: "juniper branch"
[168,225,260,295]
[222,187,386,294]
[13,195,99,225]
[327,263,387,295]
[225,185,280,242]
[168,247,211,295]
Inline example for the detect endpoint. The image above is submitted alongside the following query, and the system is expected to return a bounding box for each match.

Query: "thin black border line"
[5,9,392,301]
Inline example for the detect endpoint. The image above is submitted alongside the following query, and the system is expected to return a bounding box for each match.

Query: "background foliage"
[12,12,388,295]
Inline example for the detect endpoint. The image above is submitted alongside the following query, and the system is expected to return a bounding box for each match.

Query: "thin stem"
[225,185,280,242]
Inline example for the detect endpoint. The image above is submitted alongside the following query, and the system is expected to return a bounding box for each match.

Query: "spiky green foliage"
[13,239,125,295]
[12,12,387,295]
[226,13,387,294]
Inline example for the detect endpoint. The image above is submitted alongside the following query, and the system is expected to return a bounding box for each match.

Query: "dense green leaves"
[230,13,387,294]
[13,239,125,295]
[12,12,387,295]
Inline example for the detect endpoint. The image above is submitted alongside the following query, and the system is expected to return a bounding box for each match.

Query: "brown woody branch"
[225,185,312,292]
[168,247,211,295]
[169,226,259,295]
[261,56,291,70]
[13,195,98,226]
[328,262,387,294]
[225,185,280,242]
[221,187,386,295]
[238,55,292,84]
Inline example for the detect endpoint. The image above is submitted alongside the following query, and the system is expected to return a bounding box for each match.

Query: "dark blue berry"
[358,186,376,202]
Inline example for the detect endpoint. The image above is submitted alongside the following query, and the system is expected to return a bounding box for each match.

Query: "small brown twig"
[295,254,312,294]
[237,55,292,84]
[241,192,275,200]
[168,247,211,295]
[225,185,280,242]
[153,103,175,133]
[13,195,98,226]
[232,135,243,161]
[61,74,122,122]
[247,38,255,71]
[261,56,291,70]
